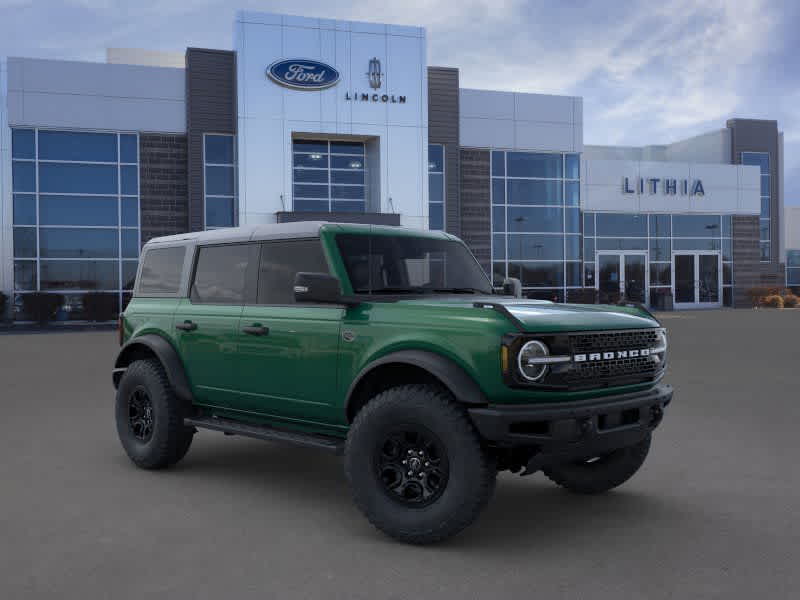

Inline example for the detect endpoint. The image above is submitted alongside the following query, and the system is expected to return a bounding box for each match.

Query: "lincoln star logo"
[266,59,340,90]
[574,349,652,362]
[367,57,382,89]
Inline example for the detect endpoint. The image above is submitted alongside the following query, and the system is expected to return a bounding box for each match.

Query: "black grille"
[570,329,659,354]
[565,329,662,386]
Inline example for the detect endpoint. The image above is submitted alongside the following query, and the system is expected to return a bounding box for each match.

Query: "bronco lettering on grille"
[574,348,652,362]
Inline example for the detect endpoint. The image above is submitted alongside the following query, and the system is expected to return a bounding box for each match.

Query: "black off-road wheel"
[543,434,652,494]
[345,385,496,545]
[115,359,194,470]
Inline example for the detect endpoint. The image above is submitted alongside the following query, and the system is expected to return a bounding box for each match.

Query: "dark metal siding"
[459,149,491,274]
[427,67,460,236]
[138,134,188,244]
[186,48,237,232]
[732,215,760,307]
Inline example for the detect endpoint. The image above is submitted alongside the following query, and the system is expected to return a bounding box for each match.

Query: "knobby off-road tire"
[115,359,195,470]
[543,434,652,494]
[345,384,496,544]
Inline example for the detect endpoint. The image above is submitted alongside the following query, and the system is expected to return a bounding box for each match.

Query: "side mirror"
[502,277,523,298]
[294,272,344,304]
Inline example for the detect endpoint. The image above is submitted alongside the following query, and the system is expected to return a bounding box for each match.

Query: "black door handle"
[175,321,197,331]
[242,325,269,336]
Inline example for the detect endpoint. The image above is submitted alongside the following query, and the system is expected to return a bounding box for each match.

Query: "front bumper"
[468,384,672,469]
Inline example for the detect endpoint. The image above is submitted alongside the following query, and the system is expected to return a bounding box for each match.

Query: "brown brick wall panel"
[427,67,461,237]
[139,133,189,244]
[459,149,491,273]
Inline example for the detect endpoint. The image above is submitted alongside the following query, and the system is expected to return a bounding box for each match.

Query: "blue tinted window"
[583,238,594,261]
[331,185,364,200]
[649,214,671,237]
[121,198,139,226]
[205,135,235,164]
[122,261,138,290]
[121,165,138,195]
[40,260,119,291]
[331,201,365,213]
[206,197,234,228]
[596,238,648,251]
[565,181,579,206]
[493,235,506,260]
[507,234,563,260]
[721,215,732,237]
[293,140,328,154]
[294,199,329,212]
[565,154,580,179]
[39,163,118,194]
[761,197,770,218]
[38,130,117,162]
[120,134,138,163]
[40,228,118,258]
[122,229,139,258]
[14,228,37,258]
[565,235,581,260]
[14,261,37,290]
[206,166,235,195]
[566,262,581,287]
[759,220,770,240]
[649,239,671,261]
[429,173,444,204]
[492,206,505,232]
[429,203,444,230]
[294,169,328,184]
[12,129,35,159]
[789,269,800,285]
[40,195,118,226]
[508,262,563,287]
[583,213,594,236]
[507,206,563,233]
[760,242,770,261]
[293,153,329,168]
[331,156,364,170]
[428,145,444,172]
[491,151,505,177]
[507,180,562,205]
[722,238,732,261]
[13,194,36,225]
[741,152,769,174]
[12,161,36,192]
[330,141,364,155]
[673,238,721,251]
[673,214,721,237]
[492,179,505,205]
[332,170,365,185]
[565,208,580,233]
[787,250,800,268]
[507,153,562,178]
[760,175,770,196]
[595,213,647,237]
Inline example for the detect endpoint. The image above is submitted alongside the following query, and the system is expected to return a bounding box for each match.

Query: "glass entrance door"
[672,252,721,308]
[596,253,648,304]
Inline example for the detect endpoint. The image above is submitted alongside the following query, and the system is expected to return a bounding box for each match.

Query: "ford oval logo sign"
[267,59,340,90]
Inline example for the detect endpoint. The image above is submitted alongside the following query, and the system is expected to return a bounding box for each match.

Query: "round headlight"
[517,340,550,382]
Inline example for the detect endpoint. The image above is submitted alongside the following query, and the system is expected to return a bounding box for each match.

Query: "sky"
[1,0,798,204]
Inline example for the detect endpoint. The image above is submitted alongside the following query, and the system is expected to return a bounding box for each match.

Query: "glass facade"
[491,150,580,300]
[204,134,236,229]
[11,128,140,319]
[742,152,770,261]
[428,144,444,230]
[584,212,733,306]
[292,140,366,212]
[788,250,800,288]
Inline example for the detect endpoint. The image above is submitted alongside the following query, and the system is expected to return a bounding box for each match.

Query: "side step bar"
[185,416,345,455]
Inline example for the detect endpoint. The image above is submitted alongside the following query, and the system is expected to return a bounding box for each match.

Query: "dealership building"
[0,10,794,319]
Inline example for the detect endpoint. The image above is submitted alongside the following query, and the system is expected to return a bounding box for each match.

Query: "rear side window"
[191,244,252,304]
[257,240,329,304]
[137,246,186,295]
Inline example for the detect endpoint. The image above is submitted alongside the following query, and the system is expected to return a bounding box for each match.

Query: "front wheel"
[543,434,652,494]
[345,385,496,545]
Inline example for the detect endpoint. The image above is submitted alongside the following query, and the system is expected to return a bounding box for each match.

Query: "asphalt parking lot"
[1,309,799,599]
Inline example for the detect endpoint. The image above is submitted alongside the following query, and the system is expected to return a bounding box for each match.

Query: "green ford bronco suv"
[113,222,672,544]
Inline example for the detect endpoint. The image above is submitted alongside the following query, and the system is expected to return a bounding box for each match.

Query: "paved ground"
[1,309,798,599]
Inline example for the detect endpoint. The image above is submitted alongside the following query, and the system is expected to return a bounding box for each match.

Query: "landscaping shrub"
[747,287,790,307]
[21,293,65,324]
[782,294,799,308]
[82,292,119,322]
[762,295,784,309]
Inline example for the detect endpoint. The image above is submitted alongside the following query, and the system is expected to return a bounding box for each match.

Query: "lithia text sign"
[623,177,705,196]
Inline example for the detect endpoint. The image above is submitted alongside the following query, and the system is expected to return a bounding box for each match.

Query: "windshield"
[335,233,492,295]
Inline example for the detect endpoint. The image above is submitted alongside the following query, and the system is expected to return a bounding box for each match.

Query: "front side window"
[257,240,330,305]
[335,234,492,295]
[190,244,252,304]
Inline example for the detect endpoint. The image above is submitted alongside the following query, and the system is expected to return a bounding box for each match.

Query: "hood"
[395,296,659,333]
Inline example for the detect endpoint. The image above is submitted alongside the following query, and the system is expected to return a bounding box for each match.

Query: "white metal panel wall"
[235,11,429,226]
[459,88,582,152]
[6,58,185,133]
[582,157,761,215]
[784,206,800,250]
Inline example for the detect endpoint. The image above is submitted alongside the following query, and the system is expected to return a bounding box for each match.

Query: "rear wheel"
[543,434,651,494]
[115,359,194,469]
[345,384,496,544]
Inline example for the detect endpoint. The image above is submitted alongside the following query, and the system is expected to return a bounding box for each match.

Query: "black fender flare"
[345,350,487,419]
[113,334,193,404]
